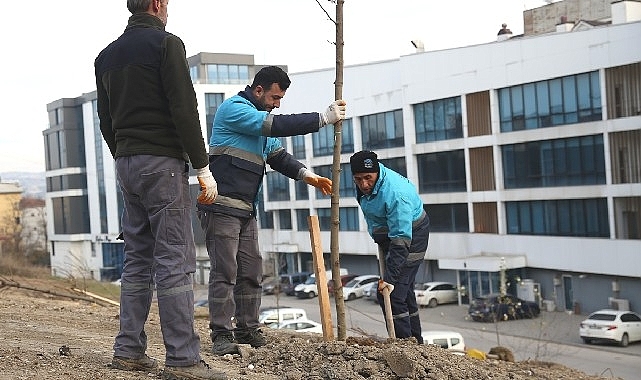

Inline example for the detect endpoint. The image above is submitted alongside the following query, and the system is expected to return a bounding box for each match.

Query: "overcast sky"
[0,0,547,173]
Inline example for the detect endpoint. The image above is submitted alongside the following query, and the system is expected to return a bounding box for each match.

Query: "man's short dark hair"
[251,66,291,91]
[127,0,151,14]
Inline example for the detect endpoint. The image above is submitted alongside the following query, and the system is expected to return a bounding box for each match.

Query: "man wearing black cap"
[350,150,430,343]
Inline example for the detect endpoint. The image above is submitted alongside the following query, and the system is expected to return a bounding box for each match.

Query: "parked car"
[269,319,324,334]
[579,309,641,347]
[414,281,458,308]
[258,307,308,325]
[327,274,359,295]
[421,330,466,352]
[295,268,349,298]
[261,276,280,295]
[468,293,540,322]
[363,280,380,303]
[343,275,379,301]
[279,272,312,296]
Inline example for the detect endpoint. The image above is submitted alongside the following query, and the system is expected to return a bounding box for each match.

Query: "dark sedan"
[468,293,540,322]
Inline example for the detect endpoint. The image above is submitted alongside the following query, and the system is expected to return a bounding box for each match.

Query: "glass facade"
[292,135,305,159]
[266,171,290,201]
[205,93,224,142]
[506,198,609,237]
[312,118,354,156]
[314,163,356,198]
[296,208,311,231]
[361,110,404,149]
[316,207,360,231]
[503,135,606,188]
[498,71,602,132]
[414,96,463,142]
[426,204,469,232]
[416,150,466,193]
[279,210,292,230]
[206,64,250,84]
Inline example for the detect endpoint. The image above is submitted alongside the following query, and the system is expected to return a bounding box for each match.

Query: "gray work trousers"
[115,155,201,366]
[197,210,263,338]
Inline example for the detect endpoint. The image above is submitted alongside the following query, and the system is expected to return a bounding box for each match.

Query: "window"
[266,172,290,201]
[379,157,407,177]
[189,65,198,83]
[414,96,462,142]
[361,110,404,149]
[502,135,605,189]
[52,196,90,234]
[279,210,292,230]
[426,204,469,232]
[205,93,224,142]
[313,118,354,156]
[416,150,466,193]
[292,135,305,159]
[498,71,601,132]
[314,163,356,198]
[506,198,609,237]
[258,190,274,229]
[294,179,309,200]
[296,209,310,231]
[316,207,360,231]
[205,64,250,84]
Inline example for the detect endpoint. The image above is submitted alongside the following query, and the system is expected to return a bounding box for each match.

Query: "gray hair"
[127,0,152,14]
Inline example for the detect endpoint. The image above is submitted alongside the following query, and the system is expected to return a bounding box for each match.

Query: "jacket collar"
[125,13,165,32]
[238,86,266,111]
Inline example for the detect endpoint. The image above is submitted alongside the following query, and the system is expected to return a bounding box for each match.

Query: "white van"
[258,307,308,325]
[421,330,466,352]
[294,268,348,298]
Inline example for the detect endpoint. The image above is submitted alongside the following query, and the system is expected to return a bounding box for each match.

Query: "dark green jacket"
[94,13,208,170]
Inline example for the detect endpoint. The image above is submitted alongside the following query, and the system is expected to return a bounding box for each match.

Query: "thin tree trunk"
[330,0,347,341]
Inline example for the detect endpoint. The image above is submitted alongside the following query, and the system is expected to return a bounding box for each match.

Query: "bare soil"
[0,276,619,380]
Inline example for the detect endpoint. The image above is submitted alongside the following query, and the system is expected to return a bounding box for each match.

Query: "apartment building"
[43,0,640,314]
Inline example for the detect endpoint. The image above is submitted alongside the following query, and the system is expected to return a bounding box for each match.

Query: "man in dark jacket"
[95,1,224,379]
[197,66,345,355]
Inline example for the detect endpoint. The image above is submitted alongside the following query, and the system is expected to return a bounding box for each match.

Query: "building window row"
[499,71,602,132]
[414,96,462,143]
[502,134,606,189]
[205,64,250,85]
[506,198,609,238]
[312,119,354,156]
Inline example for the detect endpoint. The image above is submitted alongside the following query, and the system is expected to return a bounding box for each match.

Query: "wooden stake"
[308,215,334,341]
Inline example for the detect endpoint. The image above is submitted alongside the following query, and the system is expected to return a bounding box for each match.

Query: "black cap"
[350,150,379,174]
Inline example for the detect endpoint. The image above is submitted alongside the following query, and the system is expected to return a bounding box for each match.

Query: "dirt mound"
[0,278,617,380]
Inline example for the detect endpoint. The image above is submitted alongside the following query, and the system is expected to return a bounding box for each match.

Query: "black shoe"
[211,332,239,355]
[235,328,267,348]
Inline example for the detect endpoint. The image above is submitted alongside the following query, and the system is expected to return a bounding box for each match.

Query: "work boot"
[110,354,158,372]
[211,331,239,355]
[162,360,227,380]
[235,328,267,348]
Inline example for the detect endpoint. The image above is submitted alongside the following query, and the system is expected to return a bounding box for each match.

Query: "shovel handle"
[381,287,396,339]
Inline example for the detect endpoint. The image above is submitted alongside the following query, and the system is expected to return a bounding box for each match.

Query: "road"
[259,293,641,380]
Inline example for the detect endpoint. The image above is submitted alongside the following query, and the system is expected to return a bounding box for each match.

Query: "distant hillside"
[0,172,46,199]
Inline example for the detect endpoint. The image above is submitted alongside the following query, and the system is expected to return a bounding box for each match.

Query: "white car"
[342,275,379,301]
[421,330,466,352]
[269,319,323,334]
[579,309,641,347]
[414,281,458,308]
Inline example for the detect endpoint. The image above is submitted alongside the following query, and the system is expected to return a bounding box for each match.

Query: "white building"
[43,0,641,314]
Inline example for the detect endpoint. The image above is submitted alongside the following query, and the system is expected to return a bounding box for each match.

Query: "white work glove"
[301,168,332,196]
[196,167,218,204]
[378,279,395,294]
[320,100,347,126]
